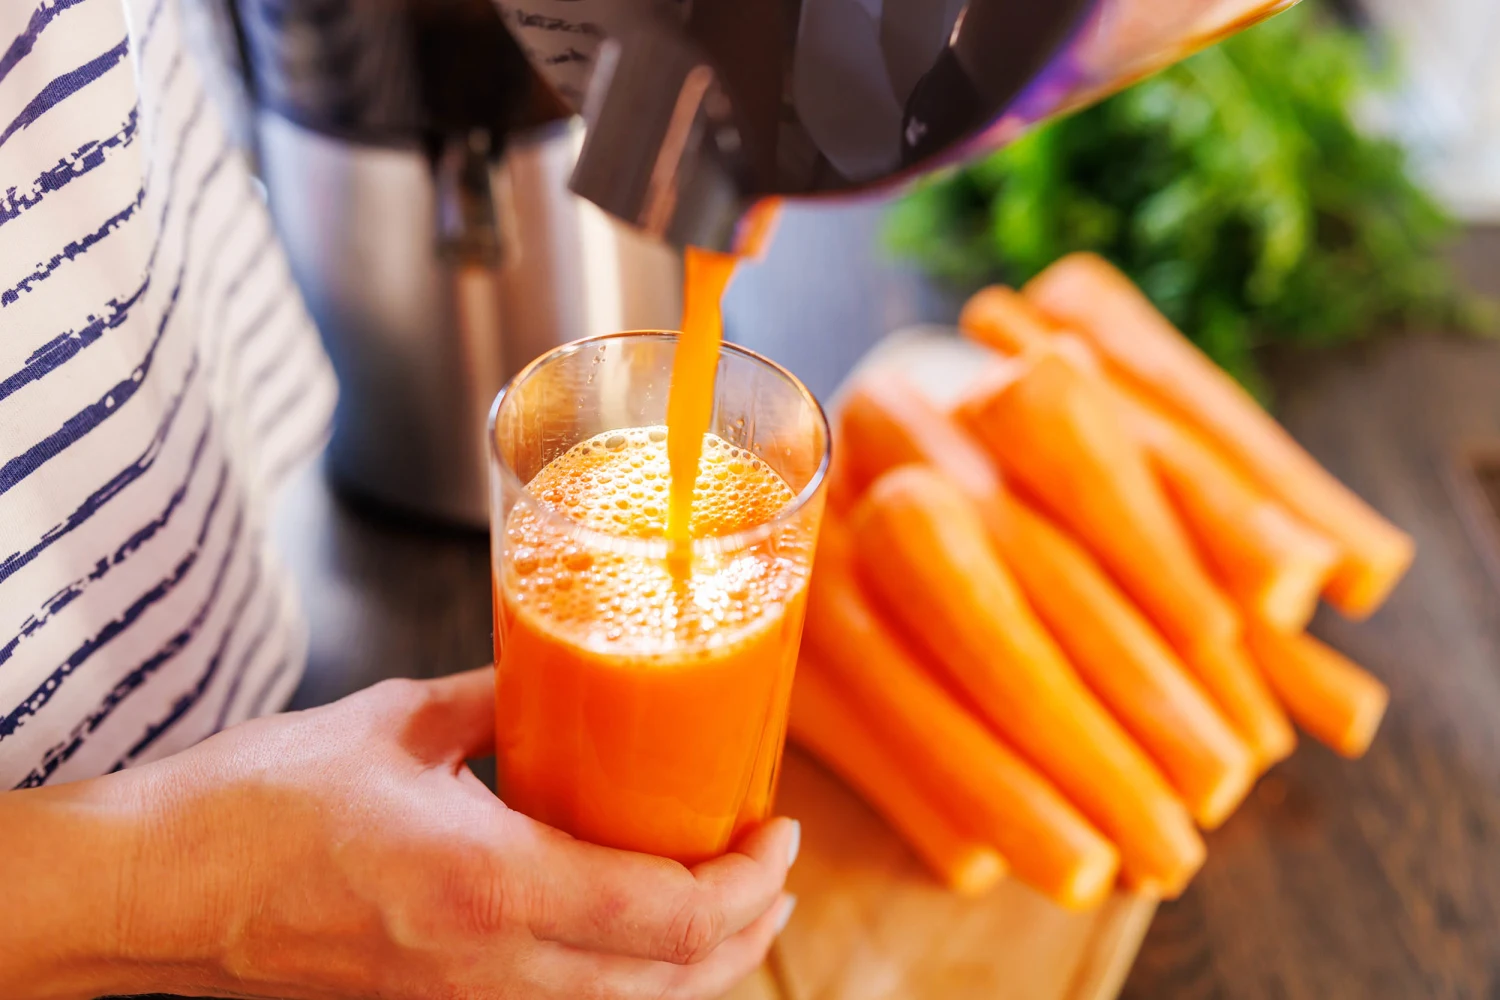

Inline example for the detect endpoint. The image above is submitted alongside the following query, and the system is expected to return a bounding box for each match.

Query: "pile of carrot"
[790,253,1405,907]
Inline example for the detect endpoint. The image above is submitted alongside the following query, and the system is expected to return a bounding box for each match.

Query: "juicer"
[495,0,1298,248]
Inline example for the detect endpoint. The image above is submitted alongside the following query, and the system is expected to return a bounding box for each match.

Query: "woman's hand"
[2,668,798,1000]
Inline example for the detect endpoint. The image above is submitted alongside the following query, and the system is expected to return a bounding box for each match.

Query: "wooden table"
[276,216,1500,997]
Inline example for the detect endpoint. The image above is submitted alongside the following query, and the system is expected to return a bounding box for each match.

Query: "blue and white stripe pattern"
[0,0,336,788]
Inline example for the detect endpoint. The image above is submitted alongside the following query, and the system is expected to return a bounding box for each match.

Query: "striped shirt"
[0,0,336,788]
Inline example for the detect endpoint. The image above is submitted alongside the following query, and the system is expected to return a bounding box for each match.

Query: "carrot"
[840,372,1004,501]
[824,434,857,514]
[805,523,1119,907]
[1024,252,1414,617]
[789,656,1008,897]
[1243,622,1389,758]
[955,351,1239,654]
[850,467,1205,897]
[992,498,1259,827]
[839,373,1256,828]
[955,355,1296,765]
[958,285,1105,373]
[1110,385,1341,633]
[956,317,1338,632]
[960,285,1058,356]
[1182,639,1296,768]
[956,309,1339,633]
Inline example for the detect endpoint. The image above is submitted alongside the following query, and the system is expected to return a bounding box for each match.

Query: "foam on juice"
[504,426,809,660]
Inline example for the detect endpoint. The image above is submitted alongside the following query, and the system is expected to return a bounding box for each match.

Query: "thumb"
[403,666,497,764]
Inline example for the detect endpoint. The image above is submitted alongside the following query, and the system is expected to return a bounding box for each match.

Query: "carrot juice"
[489,212,826,863]
[493,426,816,863]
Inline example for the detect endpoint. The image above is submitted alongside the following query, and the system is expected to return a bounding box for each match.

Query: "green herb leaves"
[885,2,1491,397]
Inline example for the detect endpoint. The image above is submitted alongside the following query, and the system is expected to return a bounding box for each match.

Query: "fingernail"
[786,819,802,868]
[774,894,798,935]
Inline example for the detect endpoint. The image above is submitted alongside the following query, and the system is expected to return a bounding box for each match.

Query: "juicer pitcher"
[490,0,1300,247]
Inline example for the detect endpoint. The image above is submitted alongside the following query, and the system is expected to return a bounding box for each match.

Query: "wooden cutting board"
[725,328,1158,1000]
[725,748,1157,1000]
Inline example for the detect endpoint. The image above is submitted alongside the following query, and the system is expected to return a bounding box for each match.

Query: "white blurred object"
[1361,0,1500,220]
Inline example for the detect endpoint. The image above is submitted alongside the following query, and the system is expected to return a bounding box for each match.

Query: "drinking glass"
[488,332,829,864]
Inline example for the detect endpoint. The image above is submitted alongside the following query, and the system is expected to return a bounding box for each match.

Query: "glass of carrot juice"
[487,332,830,865]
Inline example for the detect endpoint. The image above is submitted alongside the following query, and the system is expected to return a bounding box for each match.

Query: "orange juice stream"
[665,248,738,556]
[495,204,810,864]
[666,201,781,552]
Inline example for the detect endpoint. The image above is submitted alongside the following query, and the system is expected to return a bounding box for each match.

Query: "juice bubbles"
[489,336,828,865]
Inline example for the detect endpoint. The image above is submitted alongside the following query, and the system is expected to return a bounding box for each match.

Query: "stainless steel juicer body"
[257,116,679,525]
[221,0,681,526]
